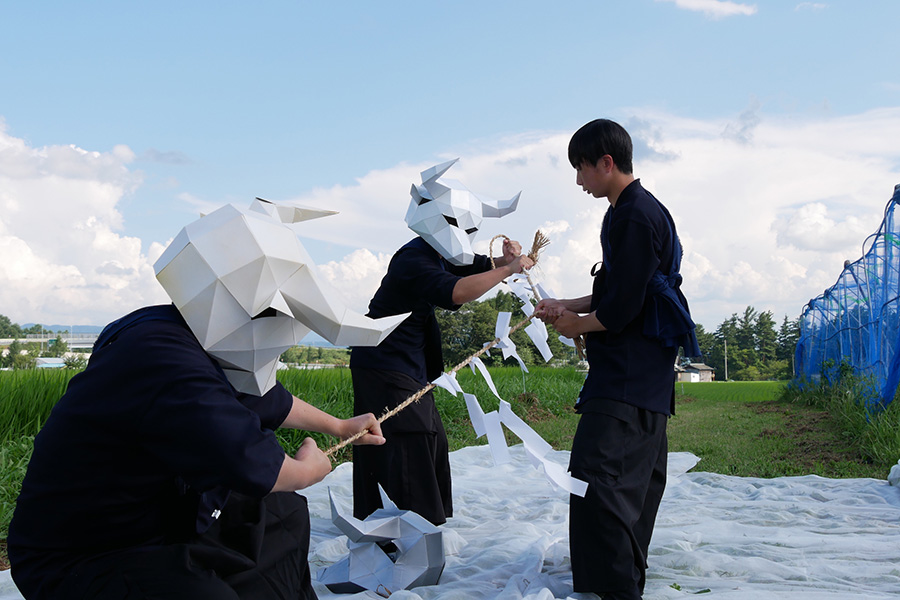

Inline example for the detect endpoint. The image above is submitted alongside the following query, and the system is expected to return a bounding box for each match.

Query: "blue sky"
[2,0,900,332]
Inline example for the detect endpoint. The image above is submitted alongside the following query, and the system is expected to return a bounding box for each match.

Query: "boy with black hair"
[535,118,699,599]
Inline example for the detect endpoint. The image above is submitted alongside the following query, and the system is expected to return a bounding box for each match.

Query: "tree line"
[0,315,85,369]
[438,296,800,381]
[1,305,800,380]
[693,307,800,381]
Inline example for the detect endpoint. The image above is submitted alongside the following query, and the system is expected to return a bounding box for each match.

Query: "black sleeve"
[136,323,287,497]
[391,246,465,310]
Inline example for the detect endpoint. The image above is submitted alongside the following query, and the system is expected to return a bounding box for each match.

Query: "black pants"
[569,402,668,600]
[351,368,452,526]
[60,492,316,600]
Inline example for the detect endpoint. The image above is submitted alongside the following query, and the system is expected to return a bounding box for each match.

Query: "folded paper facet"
[405,159,520,266]
[154,198,409,395]
[318,486,445,594]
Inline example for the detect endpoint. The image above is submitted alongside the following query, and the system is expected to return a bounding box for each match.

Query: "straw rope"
[490,230,583,359]
[324,310,537,457]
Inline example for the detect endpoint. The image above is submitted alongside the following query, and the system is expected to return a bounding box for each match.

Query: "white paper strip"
[431,372,463,396]
[525,320,553,363]
[463,393,487,438]
[535,282,555,300]
[483,411,511,465]
[469,356,501,400]
[522,444,588,497]
[498,401,553,457]
[495,311,511,339]
[506,274,534,306]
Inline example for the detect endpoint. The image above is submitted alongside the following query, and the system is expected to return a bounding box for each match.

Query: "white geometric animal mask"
[404,159,520,266]
[318,486,445,595]
[154,198,408,396]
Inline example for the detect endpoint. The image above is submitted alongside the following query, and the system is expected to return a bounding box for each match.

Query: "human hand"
[549,310,585,338]
[506,254,535,275]
[342,413,386,446]
[502,239,523,264]
[534,298,566,323]
[294,437,332,484]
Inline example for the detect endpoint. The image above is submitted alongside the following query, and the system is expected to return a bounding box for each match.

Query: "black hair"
[567,119,634,174]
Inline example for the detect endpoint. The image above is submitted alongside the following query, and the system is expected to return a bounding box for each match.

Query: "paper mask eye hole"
[444,215,459,227]
[465,227,478,235]
[251,307,279,320]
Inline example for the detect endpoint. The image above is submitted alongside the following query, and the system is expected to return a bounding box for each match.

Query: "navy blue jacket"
[350,237,492,384]
[8,305,291,600]
[579,180,695,415]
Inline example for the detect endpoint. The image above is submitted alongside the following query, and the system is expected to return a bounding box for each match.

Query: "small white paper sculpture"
[405,159,520,266]
[154,198,409,395]
[318,486,445,595]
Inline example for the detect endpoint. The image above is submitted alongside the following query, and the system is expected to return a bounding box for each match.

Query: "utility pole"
[724,338,728,381]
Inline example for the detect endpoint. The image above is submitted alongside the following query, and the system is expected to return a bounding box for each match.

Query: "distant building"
[676,362,715,383]
[35,357,66,369]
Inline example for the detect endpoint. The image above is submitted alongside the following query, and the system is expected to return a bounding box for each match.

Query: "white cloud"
[5,106,900,333]
[772,202,869,251]
[0,124,169,326]
[316,248,393,314]
[795,2,827,11]
[656,0,757,19]
[297,107,900,330]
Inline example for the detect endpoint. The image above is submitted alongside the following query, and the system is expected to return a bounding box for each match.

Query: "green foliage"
[64,354,88,370]
[0,437,34,539]
[0,315,24,339]
[45,336,69,357]
[781,362,900,470]
[699,307,799,381]
[0,370,78,444]
[280,345,350,366]
[436,290,578,369]
[1,340,41,370]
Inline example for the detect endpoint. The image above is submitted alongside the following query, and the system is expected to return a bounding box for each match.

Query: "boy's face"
[575,157,611,199]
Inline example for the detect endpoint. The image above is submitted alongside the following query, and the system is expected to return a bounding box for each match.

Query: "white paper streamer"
[431,372,463,396]
[469,356,501,400]
[524,320,552,363]
[498,401,553,456]
[483,411,511,465]
[464,393,487,438]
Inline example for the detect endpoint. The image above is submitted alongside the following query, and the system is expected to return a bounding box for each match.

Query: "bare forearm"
[560,295,592,314]
[451,265,515,304]
[280,395,343,436]
[271,452,329,492]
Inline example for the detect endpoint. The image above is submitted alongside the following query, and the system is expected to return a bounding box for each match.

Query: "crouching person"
[8,199,407,600]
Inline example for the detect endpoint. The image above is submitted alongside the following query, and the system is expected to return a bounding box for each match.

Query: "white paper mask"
[318,485,444,594]
[154,198,408,396]
[404,159,520,266]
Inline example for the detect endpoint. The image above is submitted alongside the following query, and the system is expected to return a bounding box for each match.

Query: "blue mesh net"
[795,184,900,409]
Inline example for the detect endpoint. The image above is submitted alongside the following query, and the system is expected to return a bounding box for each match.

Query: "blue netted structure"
[795,183,900,409]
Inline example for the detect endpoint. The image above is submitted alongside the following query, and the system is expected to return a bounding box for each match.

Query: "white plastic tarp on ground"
[2,445,899,599]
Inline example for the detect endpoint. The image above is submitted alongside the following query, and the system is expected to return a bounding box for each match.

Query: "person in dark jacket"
[350,159,533,526]
[535,119,700,600]
[8,198,403,600]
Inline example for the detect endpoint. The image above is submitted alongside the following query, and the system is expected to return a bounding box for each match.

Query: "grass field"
[670,381,890,479]
[2,367,898,569]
